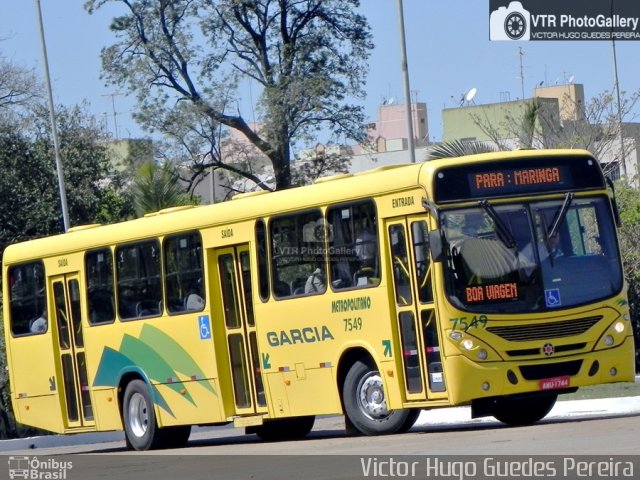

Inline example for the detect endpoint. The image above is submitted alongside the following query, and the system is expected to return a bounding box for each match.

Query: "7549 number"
[450,315,488,332]
[343,317,363,331]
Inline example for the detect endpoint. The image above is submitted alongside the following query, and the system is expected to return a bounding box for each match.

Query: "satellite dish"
[568,75,575,84]
[465,87,477,104]
[388,97,395,105]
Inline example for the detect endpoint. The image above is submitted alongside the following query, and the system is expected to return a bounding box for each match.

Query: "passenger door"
[386,216,447,401]
[214,245,267,416]
[50,273,95,428]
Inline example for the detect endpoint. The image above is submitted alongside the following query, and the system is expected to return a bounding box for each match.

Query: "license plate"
[539,375,570,390]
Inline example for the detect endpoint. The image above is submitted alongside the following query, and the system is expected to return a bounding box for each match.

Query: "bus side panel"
[7,335,65,433]
[256,287,399,418]
[86,315,226,428]
[91,387,123,431]
[155,378,223,427]
[276,367,342,417]
[262,372,290,418]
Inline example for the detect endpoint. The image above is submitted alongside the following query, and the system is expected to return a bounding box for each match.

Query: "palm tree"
[425,139,500,160]
[133,161,197,217]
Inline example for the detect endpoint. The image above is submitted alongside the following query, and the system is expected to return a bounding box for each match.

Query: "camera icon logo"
[302,219,333,243]
[490,1,531,41]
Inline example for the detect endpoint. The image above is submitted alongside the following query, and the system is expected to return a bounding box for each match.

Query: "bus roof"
[2,148,597,265]
[3,161,425,264]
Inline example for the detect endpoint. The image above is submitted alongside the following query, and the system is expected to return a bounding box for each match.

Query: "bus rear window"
[8,261,46,336]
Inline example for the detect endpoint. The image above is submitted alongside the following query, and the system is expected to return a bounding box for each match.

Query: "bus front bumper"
[444,335,636,406]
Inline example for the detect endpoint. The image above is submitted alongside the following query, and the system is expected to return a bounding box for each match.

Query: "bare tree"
[0,54,41,114]
[85,0,373,190]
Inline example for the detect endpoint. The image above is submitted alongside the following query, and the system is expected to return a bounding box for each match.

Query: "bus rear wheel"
[493,393,557,426]
[343,359,415,435]
[123,379,164,450]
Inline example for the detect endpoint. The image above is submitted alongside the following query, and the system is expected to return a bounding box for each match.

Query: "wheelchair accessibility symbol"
[198,315,212,340]
[544,289,561,308]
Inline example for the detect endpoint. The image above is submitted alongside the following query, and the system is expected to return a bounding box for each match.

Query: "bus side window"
[270,210,327,298]
[256,220,270,301]
[116,240,163,320]
[164,232,205,314]
[327,200,380,290]
[86,248,115,325]
[8,261,46,335]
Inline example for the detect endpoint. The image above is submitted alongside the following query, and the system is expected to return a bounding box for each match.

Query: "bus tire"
[342,359,413,435]
[122,379,163,450]
[493,393,557,426]
[251,416,315,441]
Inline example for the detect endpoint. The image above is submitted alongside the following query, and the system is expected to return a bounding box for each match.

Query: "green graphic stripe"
[139,324,216,394]
[120,334,196,406]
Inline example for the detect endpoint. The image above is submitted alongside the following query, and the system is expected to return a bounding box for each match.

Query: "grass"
[559,379,640,401]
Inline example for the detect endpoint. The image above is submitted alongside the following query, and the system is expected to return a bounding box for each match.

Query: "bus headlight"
[595,320,628,351]
[447,331,502,361]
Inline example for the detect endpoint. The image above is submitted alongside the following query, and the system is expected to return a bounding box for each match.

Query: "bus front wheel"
[492,393,557,426]
[123,379,163,450]
[343,359,414,435]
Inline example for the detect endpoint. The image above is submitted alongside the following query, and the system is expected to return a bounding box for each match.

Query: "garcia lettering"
[267,326,335,347]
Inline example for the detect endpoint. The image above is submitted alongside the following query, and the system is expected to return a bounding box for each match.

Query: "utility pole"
[611,39,627,177]
[35,0,70,232]
[519,47,525,100]
[396,0,416,163]
[102,92,124,138]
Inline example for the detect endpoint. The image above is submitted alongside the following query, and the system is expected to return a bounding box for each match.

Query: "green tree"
[133,161,198,216]
[612,180,640,369]
[85,0,373,190]
[0,103,133,438]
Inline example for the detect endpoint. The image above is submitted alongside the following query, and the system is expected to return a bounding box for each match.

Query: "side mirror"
[429,230,444,262]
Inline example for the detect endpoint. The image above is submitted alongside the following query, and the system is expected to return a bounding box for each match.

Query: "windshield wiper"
[548,192,574,239]
[478,200,516,248]
[538,211,553,266]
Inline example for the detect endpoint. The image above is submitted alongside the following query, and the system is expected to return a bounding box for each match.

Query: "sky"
[1,1,639,144]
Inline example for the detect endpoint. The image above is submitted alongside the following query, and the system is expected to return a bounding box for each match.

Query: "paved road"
[2,396,639,455]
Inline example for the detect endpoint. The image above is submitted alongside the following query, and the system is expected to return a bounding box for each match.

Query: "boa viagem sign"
[490,0,640,40]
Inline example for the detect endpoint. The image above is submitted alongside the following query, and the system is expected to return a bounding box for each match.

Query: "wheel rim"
[128,392,149,438]
[357,371,389,420]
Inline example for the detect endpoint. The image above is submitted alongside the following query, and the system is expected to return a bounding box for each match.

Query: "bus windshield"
[441,195,623,313]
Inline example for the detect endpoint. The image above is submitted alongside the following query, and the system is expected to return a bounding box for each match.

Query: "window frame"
[8,260,47,337]
[85,247,116,326]
[115,239,164,321]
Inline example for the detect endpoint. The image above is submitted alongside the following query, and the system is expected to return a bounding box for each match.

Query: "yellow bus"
[2,149,635,450]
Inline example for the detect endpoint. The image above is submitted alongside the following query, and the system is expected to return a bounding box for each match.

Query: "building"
[365,102,429,153]
[441,83,640,181]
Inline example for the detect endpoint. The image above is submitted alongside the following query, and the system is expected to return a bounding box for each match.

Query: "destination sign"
[465,282,519,303]
[433,154,605,203]
[470,166,569,195]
